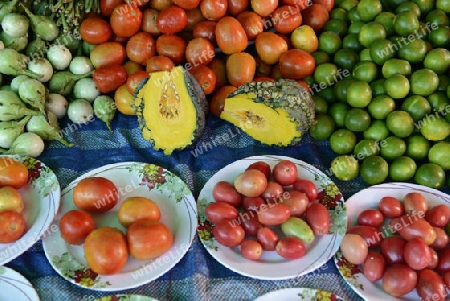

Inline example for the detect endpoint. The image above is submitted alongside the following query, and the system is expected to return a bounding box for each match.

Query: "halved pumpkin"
[134,66,207,155]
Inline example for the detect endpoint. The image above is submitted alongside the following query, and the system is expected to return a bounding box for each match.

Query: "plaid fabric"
[6,113,449,301]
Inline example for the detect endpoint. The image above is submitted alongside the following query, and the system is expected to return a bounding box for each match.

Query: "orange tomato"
[114,84,137,116]
[255,32,288,65]
[123,60,144,76]
[0,210,26,243]
[185,37,215,66]
[90,41,126,69]
[236,11,264,40]
[210,85,237,118]
[126,32,156,65]
[126,70,150,95]
[0,157,28,189]
[73,177,119,214]
[189,65,217,95]
[215,16,248,54]
[146,56,175,73]
[200,0,228,21]
[118,196,161,228]
[250,0,278,17]
[208,58,228,89]
[59,210,96,245]
[279,49,316,79]
[155,35,187,64]
[226,52,256,87]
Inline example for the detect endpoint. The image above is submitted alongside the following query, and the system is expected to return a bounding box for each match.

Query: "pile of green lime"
[307,0,450,189]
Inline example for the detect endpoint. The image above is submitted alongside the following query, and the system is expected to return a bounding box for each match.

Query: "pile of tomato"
[340,192,450,300]
[80,0,333,116]
[0,157,30,244]
[204,159,331,260]
[59,176,173,275]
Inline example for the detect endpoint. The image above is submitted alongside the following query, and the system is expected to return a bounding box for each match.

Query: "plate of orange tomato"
[42,161,197,291]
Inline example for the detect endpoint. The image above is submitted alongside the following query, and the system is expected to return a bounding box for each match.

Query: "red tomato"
[340,234,368,265]
[186,37,215,66]
[404,192,428,215]
[213,219,245,247]
[250,0,278,17]
[84,227,128,275]
[212,181,242,207]
[209,85,236,117]
[242,196,266,212]
[363,252,386,282]
[110,4,143,38]
[118,196,161,227]
[233,169,268,197]
[347,225,383,248]
[155,34,187,64]
[200,0,228,21]
[257,203,291,226]
[0,157,28,189]
[280,0,309,10]
[109,34,129,45]
[357,209,384,227]
[206,202,239,223]
[437,248,450,274]
[312,0,334,12]
[93,64,128,93]
[255,32,288,65]
[80,18,112,45]
[172,0,201,9]
[126,70,150,95]
[215,16,248,54]
[246,161,271,180]
[127,220,173,260]
[279,49,316,79]
[305,203,330,235]
[151,0,172,10]
[430,227,449,250]
[261,181,284,202]
[301,3,329,32]
[146,56,175,73]
[236,11,264,40]
[126,32,156,65]
[193,20,217,45]
[271,63,282,80]
[404,238,432,270]
[208,58,228,89]
[272,6,302,34]
[296,80,311,92]
[255,57,272,77]
[426,204,450,227]
[292,180,318,202]
[123,60,144,75]
[428,247,439,269]
[228,0,250,15]
[254,76,275,82]
[156,5,188,35]
[141,8,161,37]
[240,212,263,235]
[226,52,256,87]
[283,190,309,216]
[380,236,407,265]
[240,239,263,260]
[416,269,447,301]
[378,196,404,218]
[256,227,278,251]
[276,237,306,259]
[90,41,126,68]
[59,210,96,245]
[382,264,418,297]
[188,65,217,95]
[100,0,124,17]
[0,210,26,243]
[73,177,119,213]
[185,7,206,31]
[272,160,298,186]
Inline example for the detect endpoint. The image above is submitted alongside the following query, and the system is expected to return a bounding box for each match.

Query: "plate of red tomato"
[197,155,347,280]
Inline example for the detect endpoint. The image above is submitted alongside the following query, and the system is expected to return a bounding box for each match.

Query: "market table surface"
[5,112,449,301]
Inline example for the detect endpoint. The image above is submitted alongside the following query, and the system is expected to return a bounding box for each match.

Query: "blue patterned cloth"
[5,112,450,301]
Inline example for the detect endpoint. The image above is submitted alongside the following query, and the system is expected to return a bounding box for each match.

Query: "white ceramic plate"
[95,295,159,301]
[0,266,40,300]
[0,155,60,265]
[254,287,344,301]
[197,155,347,280]
[334,182,450,301]
[42,162,197,291]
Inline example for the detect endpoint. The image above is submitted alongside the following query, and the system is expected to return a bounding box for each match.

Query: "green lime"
[383,0,409,10]
[380,136,406,160]
[354,139,381,159]
[425,9,449,26]
[428,25,450,48]
[386,110,415,138]
[324,19,348,38]
[389,156,417,181]
[420,117,450,141]
[410,69,439,96]
[303,76,315,87]
[312,51,331,65]
[394,11,420,36]
[352,61,378,82]
[417,22,432,39]
[371,79,386,96]
[330,129,357,154]
[447,85,450,99]
[360,155,389,185]
[384,74,410,99]
[330,8,348,21]
[343,33,364,52]
[424,48,450,74]
[339,0,359,10]
[370,40,396,65]
[375,12,396,36]
[314,63,339,87]
[382,59,412,78]
[438,75,450,92]
[329,103,350,128]
[364,119,390,140]
[401,95,431,121]
[359,49,373,62]
[359,22,387,48]
[347,7,361,22]
[309,114,335,140]
[414,163,446,189]
[396,2,421,17]
[437,0,450,13]
[429,141,450,169]
[368,95,396,119]
[345,108,372,132]
[334,78,356,102]
[397,39,427,63]
[334,49,359,71]
[319,31,342,55]
[427,92,449,112]
[331,155,360,181]
[357,0,382,21]
[313,95,328,114]
[316,86,336,104]
[406,135,430,160]
[348,21,365,34]
[347,81,372,107]
[413,0,435,14]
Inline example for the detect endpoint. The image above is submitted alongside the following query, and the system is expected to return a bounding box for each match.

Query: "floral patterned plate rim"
[0,266,40,301]
[0,155,61,266]
[42,161,197,291]
[197,155,347,280]
[334,182,450,301]
[254,287,344,301]
[95,294,159,301]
